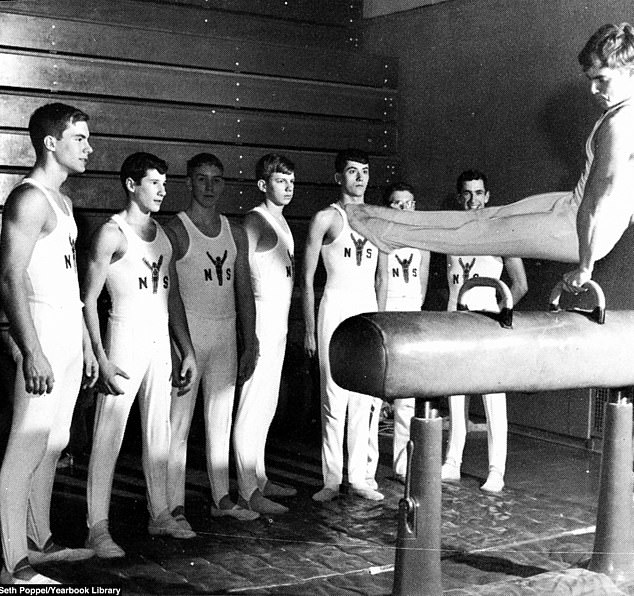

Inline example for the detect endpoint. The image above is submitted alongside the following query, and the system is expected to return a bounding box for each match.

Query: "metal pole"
[589,387,634,581]
[392,399,442,596]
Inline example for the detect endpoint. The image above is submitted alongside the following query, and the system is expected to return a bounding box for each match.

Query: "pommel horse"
[330,278,634,596]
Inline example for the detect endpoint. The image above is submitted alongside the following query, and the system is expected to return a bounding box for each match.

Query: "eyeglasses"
[390,199,416,209]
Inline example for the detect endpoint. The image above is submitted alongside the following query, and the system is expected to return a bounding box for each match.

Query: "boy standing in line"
[303,148,388,503]
[442,170,528,493]
[234,154,297,516]
[367,183,430,485]
[83,153,197,559]
[166,153,259,523]
[0,103,97,585]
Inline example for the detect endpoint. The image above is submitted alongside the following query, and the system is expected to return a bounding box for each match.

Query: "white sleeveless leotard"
[106,214,171,325]
[175,212,236,320]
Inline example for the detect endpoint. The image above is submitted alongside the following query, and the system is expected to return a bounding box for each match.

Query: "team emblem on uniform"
[69,235,77,271]
[142,255,164,294]
[458,257,476,283]
[350,233,368,266]
[395,252,414,283]
[206,250,228,287]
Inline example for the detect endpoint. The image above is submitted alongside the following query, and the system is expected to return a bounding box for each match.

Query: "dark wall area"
[361,0,633,210]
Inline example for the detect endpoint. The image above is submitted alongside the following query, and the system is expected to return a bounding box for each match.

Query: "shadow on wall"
[538,80,598,190]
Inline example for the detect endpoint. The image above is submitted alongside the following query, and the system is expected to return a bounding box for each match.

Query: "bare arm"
[0,186,53,394]
[564,115,634,290]
[503,257,528,306]
[375,251,388,311]
[419,250,431,308]
[231,220,258,384]
[81,221,130,395]
[164,224,196,396]
[302,210,332,357]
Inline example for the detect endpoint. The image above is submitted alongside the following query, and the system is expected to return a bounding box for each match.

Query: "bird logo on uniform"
[207,250,228,286]
[350,234,368,266]
[395,252,413,283]
[142,255,164,294]
[458,257,476,283]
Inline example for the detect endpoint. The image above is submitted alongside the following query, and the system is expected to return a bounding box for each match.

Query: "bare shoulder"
[91,218,125,258]
[599,105,634,147]
[243,209,268,233]
[163,215,188,260]
[309,204,338,229]
[3,183,52,227]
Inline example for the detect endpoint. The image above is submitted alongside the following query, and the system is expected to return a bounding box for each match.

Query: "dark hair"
[28,103,89,158]
[186,152,224,178]
[382,181,415,206]
[578,23,634,70]
[255,153,295,182]
[456,169,488,194]
[334,148,369,173]
[120,152,168,190]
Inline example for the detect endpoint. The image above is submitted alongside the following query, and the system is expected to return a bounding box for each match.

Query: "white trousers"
[318,290,376,489]
[347,191,586,261]
[167,315,237,509]
[87,317,172,526]
[445,393,507,476]
[234,300,288,501]
[0,304,82,572]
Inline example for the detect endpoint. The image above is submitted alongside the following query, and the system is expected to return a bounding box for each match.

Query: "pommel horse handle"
[549,279,606,324]
[457,276,514,328]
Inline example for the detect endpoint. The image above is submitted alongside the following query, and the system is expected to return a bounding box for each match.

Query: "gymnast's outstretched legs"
[347,192,583,261]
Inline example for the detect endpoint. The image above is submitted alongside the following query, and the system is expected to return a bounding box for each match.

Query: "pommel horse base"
[330,279,634,596]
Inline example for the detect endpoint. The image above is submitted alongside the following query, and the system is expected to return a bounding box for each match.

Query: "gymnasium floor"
[40,420,634,595]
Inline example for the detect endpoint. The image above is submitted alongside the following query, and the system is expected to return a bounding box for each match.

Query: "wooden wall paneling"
[0,92,396,155]
[2,0,352,48]
[0,51,397,121]
[3,13,397,88]
[0,172,342,215]
[131,0,362,26]
[0,131,397,187]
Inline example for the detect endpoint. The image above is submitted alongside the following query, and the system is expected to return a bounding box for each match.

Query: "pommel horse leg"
[589,387,634,581]
[393,400,443,596]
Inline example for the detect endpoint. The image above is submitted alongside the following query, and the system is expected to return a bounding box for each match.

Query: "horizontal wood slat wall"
[0,92,396,155]
[1,0,399,218]
[2,13,397,88]
[2,0,359,48]
[133,0,363,26]
[0,51,396,121]
[0,132,396,203]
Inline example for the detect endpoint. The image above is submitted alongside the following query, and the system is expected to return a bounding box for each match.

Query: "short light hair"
[255,153,295,182]
[578,23,634,70]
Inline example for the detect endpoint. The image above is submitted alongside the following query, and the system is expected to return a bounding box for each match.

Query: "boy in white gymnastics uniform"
[442,170,527,493]
[0,103,97,585]
[234,154,296,516]
[366,183,430,485]
[166,153,259,523]
[345,23,634,295]
[303,148,388,503]
[83,153,197,559]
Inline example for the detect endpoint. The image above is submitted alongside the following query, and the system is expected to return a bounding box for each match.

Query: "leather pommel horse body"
[329,279,634,596]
